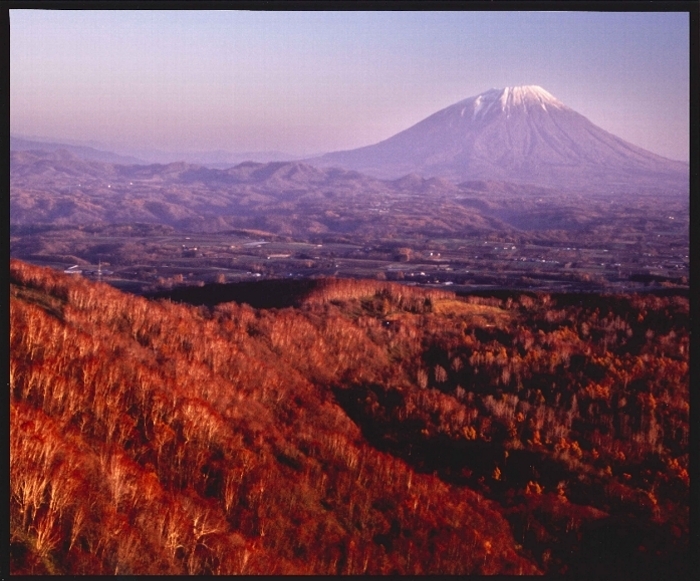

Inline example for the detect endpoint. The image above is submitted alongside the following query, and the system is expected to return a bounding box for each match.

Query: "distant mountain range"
[306,86,688,194]
[10,135,306,168]
[127,148,309,168]
[10,136,149,165]
[11,86,688,195]
[10,149,561,236]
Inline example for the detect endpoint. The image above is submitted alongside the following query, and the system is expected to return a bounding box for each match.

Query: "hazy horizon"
[10,10,690,162]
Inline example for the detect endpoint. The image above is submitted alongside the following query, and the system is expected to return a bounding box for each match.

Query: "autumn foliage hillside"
[9,260,689,576]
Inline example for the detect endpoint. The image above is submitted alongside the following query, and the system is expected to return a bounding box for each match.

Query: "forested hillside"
[9,260,689,576]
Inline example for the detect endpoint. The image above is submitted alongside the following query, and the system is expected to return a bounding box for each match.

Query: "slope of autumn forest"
[9,259,689,576]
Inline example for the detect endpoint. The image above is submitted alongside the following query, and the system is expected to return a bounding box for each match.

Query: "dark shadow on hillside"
[146,278,323,309]
[331,384,570,488]
[331,383,690,579]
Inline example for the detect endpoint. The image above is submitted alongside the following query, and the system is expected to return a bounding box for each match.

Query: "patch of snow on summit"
[472,96,486,119]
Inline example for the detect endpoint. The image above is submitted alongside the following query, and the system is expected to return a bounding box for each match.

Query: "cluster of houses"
[63,263,113,277]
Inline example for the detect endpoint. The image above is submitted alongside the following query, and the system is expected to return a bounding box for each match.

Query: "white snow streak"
[469,85,564,121]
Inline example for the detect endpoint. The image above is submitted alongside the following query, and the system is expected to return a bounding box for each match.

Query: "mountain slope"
[308,86,688,194]
[9,260,538,575]
[10,260,689,575]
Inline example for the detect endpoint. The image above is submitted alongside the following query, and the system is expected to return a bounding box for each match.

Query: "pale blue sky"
[10,10,690,161]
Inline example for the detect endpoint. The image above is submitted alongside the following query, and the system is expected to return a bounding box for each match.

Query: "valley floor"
[10,219,689,297]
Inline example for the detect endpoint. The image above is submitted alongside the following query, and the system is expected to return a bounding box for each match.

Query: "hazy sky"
[10,10,690,161]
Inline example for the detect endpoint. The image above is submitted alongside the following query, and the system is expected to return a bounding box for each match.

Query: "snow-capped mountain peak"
[308,86,688,194]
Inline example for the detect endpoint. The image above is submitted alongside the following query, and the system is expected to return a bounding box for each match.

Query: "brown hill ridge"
[9,260,537,575]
